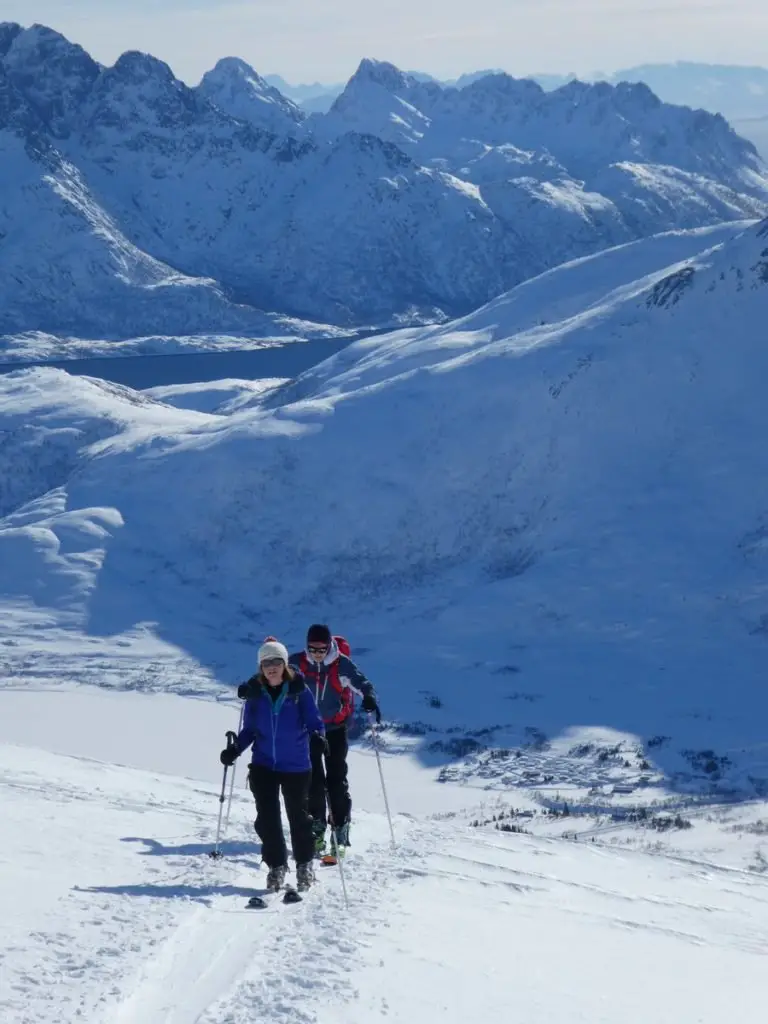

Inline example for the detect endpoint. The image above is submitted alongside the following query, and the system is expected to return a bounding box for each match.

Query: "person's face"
[307,642,328,664]
[262,658,285,685]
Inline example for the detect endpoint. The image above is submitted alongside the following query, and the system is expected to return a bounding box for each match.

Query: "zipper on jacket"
[270,688,284,769]
[308,660,327,709]
[319,663,328,705]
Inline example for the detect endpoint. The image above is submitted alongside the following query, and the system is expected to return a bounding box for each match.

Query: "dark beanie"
[307,623,332,646]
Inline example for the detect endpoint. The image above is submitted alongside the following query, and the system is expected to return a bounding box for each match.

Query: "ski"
[246,885,304,909]
[320,844,347,866]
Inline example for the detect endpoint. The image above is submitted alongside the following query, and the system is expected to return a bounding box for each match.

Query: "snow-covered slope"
[1,219,767,799]
[3,685,767,1024]
[0,126,318,340]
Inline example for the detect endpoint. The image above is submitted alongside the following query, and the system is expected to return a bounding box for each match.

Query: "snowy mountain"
[1,218,767,792]
[3,25,768,336]
[320,60,768,206]
[308,58,768,275]
[0,30,336,343]
[198,57,306,136]
[322,59,756,175]
[596,62,768,162]
[0,25,517,329]
[0,120,324,342]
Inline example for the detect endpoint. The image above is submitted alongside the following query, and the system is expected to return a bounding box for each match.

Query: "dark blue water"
[0,336,357,389]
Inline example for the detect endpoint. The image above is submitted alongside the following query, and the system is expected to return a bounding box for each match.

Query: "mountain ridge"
[2,21,768,339]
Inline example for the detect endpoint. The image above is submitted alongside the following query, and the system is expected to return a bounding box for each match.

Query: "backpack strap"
[326,659,354,725]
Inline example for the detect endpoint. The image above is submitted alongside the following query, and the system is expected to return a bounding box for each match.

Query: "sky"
[3,0,768,85]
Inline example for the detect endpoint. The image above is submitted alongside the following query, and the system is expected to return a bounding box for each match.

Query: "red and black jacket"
[289,639,375,731]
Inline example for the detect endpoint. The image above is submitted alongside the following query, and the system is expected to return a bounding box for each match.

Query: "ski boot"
[325,821,349,862]
[312,819,327,856]
[295,861,315,892]
[265,864,287,892]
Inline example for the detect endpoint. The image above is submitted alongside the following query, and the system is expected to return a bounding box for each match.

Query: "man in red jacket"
[290,624,380,855]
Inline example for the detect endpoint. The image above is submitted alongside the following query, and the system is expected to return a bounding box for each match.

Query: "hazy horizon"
[3,0,768,86]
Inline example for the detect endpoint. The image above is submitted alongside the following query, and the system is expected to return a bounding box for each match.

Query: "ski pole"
[209,730,238,859]
[327,805,350,910]
[223,704,245,836]
[369,716,396,849]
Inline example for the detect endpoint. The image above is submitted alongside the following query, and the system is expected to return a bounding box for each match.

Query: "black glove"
[362,693,381,723]
[311,732,330,757]
[237,682,250,700]
[220,744,239,767]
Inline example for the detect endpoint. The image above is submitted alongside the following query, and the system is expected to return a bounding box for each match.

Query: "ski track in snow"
[3,717,768,1024]
[107,821,426,1024]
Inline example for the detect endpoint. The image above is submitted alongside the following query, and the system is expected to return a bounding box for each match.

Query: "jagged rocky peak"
[463,71,544,101]
[326,58,436,125]
[0,23,100,135]
[0,21,23,58]
[611,79,662,111]
[84,50,205,131]
[346,58,415,93]
[197,56,305,131]
[202,56,280,97]
[202,56,266,87]
[109,49,178,86]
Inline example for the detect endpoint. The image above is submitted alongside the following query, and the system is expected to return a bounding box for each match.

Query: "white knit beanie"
[258,639,289,665]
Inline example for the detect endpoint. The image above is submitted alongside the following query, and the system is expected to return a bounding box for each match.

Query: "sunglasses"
[261,658,285,669]
[308,645,328,655]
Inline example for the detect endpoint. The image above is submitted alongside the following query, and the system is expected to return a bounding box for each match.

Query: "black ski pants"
[248,765,314,868]
[309,725,351,827]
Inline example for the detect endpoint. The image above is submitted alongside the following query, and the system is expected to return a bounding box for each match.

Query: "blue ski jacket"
[234,673,324,773]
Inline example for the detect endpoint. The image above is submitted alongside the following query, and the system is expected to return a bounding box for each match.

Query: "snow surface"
[1,684,767,1024]
[143,378,289,415]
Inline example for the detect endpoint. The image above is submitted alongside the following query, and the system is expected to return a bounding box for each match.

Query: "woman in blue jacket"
[220,638,326,892]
